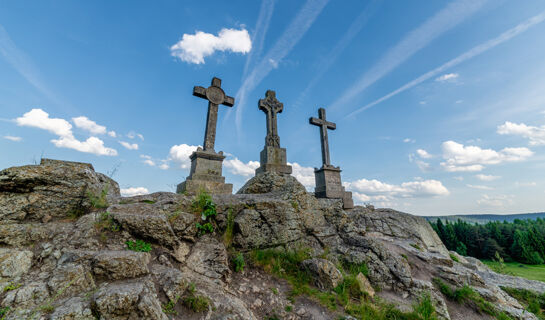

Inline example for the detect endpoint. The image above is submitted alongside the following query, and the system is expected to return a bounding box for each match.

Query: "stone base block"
[314,166,354,209]
[177,149,232,195]
[255,146,292,175]
[176,179,232,195]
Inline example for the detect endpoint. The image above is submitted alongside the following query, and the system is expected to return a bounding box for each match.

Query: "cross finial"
[258,90,284,147]
[309,107,336,167]
[192,77,235,152]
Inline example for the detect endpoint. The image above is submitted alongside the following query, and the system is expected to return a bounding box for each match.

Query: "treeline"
[430,218,545,265]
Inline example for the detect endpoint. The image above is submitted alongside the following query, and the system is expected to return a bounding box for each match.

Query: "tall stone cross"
[309,108,336,167]
[193,77,234,152]
[258,90,283,147]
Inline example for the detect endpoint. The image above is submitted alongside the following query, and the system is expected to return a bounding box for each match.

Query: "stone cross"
[193,77,235,152]
[309,108,336,167]
[258,90,283,147]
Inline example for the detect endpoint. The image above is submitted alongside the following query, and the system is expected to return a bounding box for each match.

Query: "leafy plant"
[94,212,120,232]
[162,296,180,315]
[0,306,9,319]
[233,252,245,272]
[223,208,235,247]
[192,191,216,219]
[3,282,21,292]
[88,186,109,209]
[433,278,501,317]
[182,283,209,312]
[196,222,214,236]
[126,239,152,252]
[449,253,460,262]
[141,199,156,204]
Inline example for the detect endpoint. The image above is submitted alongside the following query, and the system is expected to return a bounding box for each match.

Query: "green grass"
[125,239,152,252]
[501,287,545,320]
[482,260,545,282]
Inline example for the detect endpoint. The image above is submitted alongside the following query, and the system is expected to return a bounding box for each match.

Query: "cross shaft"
[193,77,234,152]
[258,90,284,147]
[309,108,336,167]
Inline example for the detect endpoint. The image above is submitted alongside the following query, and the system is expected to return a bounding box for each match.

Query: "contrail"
[242,0,275,79]
[234,0,329,136]
[331,0,488,111]
[345,10,545,119]
[294,0,381,109]
[0,24,60,105]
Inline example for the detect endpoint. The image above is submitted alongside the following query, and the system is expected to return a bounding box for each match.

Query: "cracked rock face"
[0,160,542,320]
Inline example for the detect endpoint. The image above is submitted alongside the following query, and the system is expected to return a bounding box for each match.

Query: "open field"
[482,260,545,283]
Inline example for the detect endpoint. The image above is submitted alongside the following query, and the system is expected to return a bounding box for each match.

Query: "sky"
[1,0,545,216]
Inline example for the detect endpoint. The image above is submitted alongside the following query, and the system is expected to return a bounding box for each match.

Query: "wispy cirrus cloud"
[333,0,487,111]
[242,0,276,78]
[3,135,22,142]
[346,10,545,118]
[233,0,329,135]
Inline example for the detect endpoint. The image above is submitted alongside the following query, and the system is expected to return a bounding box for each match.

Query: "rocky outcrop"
[0,160,541,319]
[0,159,119,222]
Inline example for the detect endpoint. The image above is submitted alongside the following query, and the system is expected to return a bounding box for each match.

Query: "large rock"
[0,248,33,279]
[50,296,95,320]
[302,258,343,290]
[92,279,167,320]
[92,251,150,280]
[186,235,230,281]
[237,171,307,196]
[0,159,119,222]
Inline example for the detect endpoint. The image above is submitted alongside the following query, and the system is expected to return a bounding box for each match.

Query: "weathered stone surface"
[92,251,150,280]
[48,263,95,298]
[0,159,119,222]
[0,248,33,278]
[92,279,168,320]
[237,171,306,196]
[2,281,49,308]
[186,235,230,281]
[109,210,178,247]
[50,296,95,320]
[356,273,375,297]
[301,258,343,290]
[151,265,188,302]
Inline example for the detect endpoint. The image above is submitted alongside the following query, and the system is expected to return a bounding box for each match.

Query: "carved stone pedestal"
[177,148,232,195]
[255,146,292,175]
[314,166,353,209]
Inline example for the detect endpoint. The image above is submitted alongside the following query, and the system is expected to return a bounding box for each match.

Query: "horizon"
[1,1,545,216]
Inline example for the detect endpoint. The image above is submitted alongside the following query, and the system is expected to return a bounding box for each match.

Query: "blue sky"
[1,0,545,216]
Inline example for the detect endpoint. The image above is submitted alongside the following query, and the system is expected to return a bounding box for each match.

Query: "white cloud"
[108,131,117,138]
[143,159,155,166]
[119,141,138,150]
[403,138,415,143]
[72,116,107,135]
[51,136,117,156]
[477,194,514,207]
[352,192,371,203]
[127,132,144,140]
[224,158,260,177]
[168,144,199,169]
[416,148,433,159]
[16,108,117,156]
[515,181,537,188]
[289,162,316,189]
[497,121,545,146]
[170,28,251,64]
[440,141,533,172]
[3,135,22,141]
[159,162,169,170]
[476,174,500,181]
[467,184,494,190]
[16,108,72,137]
[435,73,459,82]
[120,187,149,197]
[453,176,464,181]
[344,178,449,199]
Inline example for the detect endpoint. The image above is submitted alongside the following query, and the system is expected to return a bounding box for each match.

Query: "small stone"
[158,254,172,267]
[52,250,62,260]
[296,307,306,316]
[253,298,263,307]
[172,242,190,263]
[356,273,375,298]
[252,285,260,293]
[92,251,150,280]
[42,215,52,223]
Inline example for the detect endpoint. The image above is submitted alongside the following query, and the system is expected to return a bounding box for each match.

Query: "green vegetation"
[270,287,279,295]
[482,260,545,282]
[183,283,209,312]
[431,217,545,265]
[233,252,245,272]
[126,239,152,252]
[410,243,422,251]
[223,208,235,247]
[88,186,109,209]
[250,248,438,319]
[162,296,180,315]
[433,278,510,319]
[449,253,459,262]
[3,282,21,292]
[285,305,293,312]
[94,211,120,232]
[0,306,9,319]
[502,287,545,320]
[140,199,156,204]
[192,191,217,236]
[291,200,299,211]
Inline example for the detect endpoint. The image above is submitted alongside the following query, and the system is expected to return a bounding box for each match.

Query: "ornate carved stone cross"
[258,90,283,147]
[193,77,235,152]
[309,108,336,167]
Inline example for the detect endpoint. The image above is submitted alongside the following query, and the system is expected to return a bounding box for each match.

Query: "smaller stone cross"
[309,108,336,167]
[193,77,235,152]
[258,90,283,147]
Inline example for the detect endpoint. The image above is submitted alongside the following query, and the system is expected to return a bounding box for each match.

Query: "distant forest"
[430,218,545,265]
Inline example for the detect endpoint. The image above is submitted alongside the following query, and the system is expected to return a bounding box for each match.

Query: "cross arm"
[309,117,322,127]
[193,86,207,99]
[223,95,235,107]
